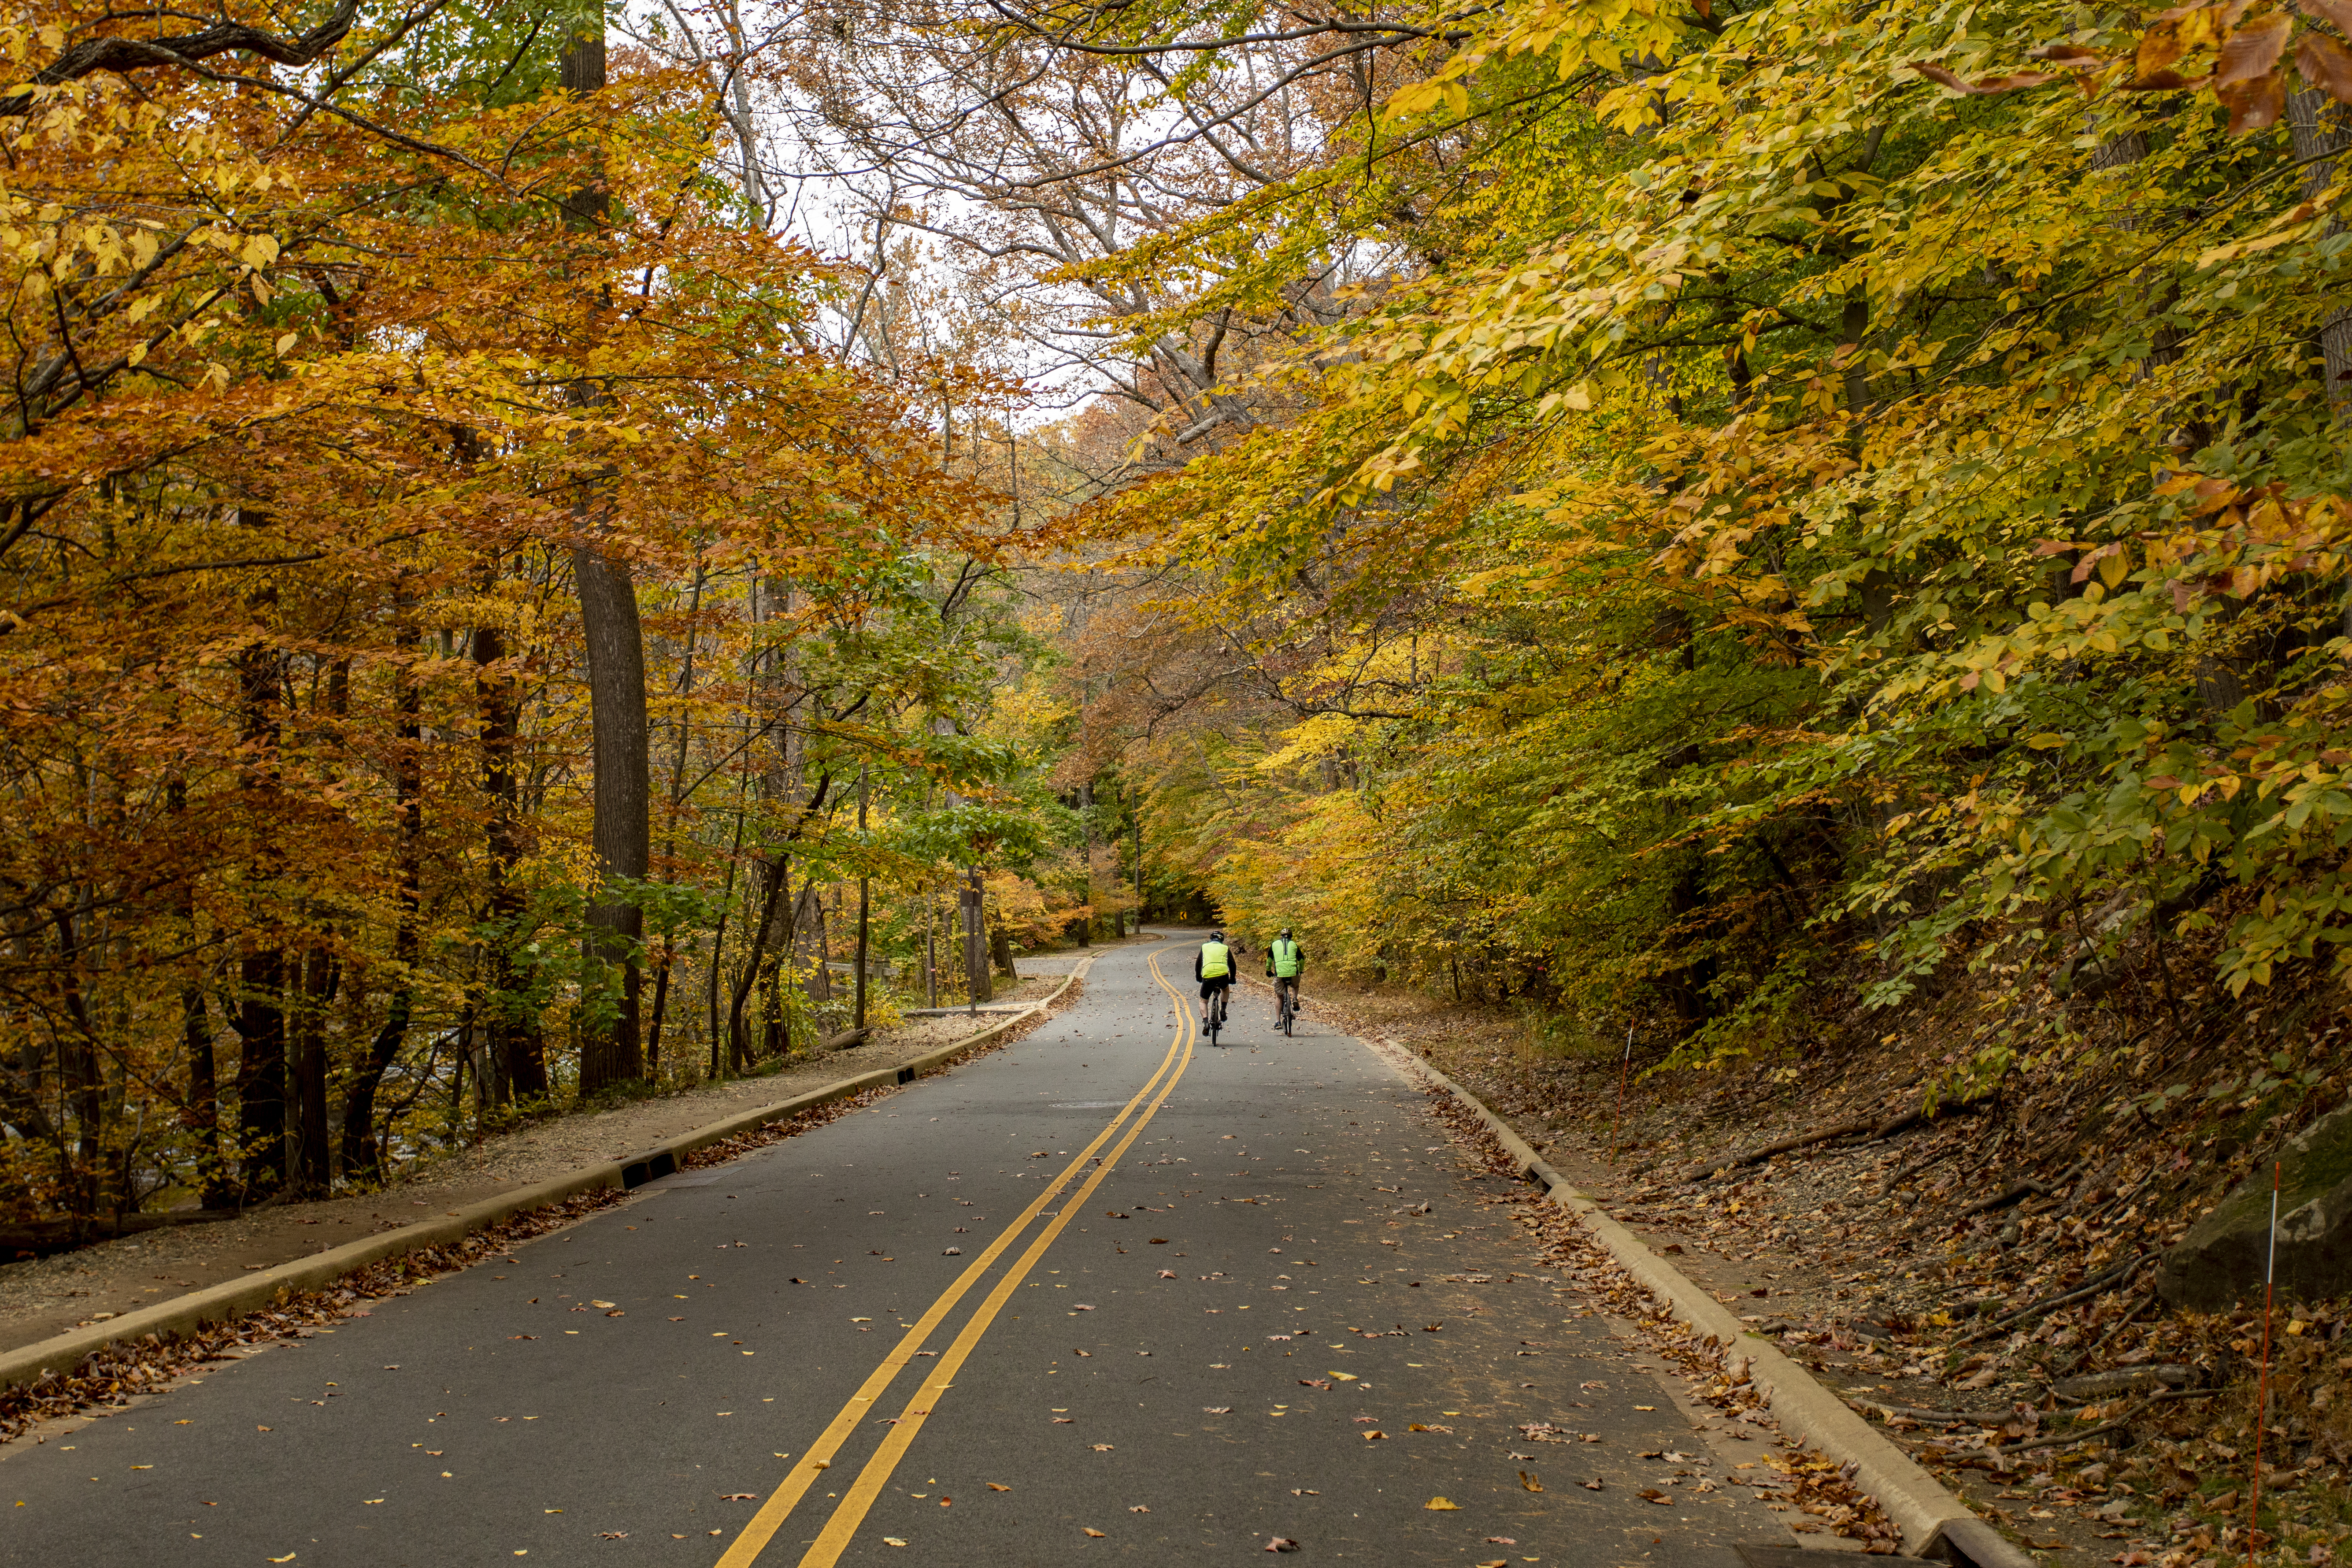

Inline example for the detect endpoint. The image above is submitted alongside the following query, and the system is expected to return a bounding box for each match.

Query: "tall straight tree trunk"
[2288,89,2352,412]
[559,21,650,1095]
[292,939,339,1193]
[474,571,546,1101]
[235,945,288,1197]
[169,770,229,1208]
[646,565,707,1078]
[853,770,870,1031]
[575,547,649,1089]
[233,623,288,1198]
[342,593,421,1185]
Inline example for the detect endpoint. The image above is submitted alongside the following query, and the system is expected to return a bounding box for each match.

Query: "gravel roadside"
[0,959,1097,1356]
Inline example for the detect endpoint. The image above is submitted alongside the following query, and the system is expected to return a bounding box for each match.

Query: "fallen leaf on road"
[1582,1479,1604,1491]
[1074,1304,1095,1311]
[1149,1238,1169,1244]
[1329,1372,1357,1382]
[719,1493,756,1501]
[1264,1538,1300,1553]
[1157,1270,1178,1279]
[1091,1444,1115,1451]
[592,1301,615,1309]
[1130,1505,1149,1512]
[943,1248,962,1255]
[1426,1498,1460,1511]
[1485,1538,1517,1546]
[1053,1418,1074,1424]
[599,1531,627,1539]
[987,1483,1011,1491]
[1289,1489,1319,1496]
[1520,1472,1544,1494]
[1204,1406,1232,1414]
[1408,1423,1453,1434]
[1029,1152,1049,1158]
[1299,1379,1329,1390]
[882,1538,907,1548]
[1083,1527,1107,1537]
[256,1426,272,1433]
[270,1556,296,1563]
[1637,1489,1669,1505]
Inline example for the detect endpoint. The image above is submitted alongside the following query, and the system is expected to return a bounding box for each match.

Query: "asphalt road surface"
[4,935,1826,1567]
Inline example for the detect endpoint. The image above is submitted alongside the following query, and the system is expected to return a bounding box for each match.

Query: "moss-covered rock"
[2157,1102,2352,1311]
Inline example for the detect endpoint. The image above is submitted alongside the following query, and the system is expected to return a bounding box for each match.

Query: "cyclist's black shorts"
[1198,976,1233,1001]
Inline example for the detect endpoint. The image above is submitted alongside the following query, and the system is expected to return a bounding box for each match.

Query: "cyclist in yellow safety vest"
[1265,929,1304,1022]
[1194,931,1235,1034]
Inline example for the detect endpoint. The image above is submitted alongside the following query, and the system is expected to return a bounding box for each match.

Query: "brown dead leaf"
[1520,1471,1545,1494]
[2219,11,2293,82]
[2300,29,2352,98]
[2306,0,2352,32]
[1363,1430,1386,1441]
[987,1482,1011,1491]
[1426,1496,1461,1510]
[1264,1540,1301,1554]
[2221,67,2288,130]
[1083,1527,1107,1537]
[719,1493,756,1501]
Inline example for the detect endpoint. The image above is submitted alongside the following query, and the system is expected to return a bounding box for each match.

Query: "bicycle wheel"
[1282,988,1294,1035]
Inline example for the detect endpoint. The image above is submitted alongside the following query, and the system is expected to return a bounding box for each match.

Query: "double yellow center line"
[713,946,1199,1567]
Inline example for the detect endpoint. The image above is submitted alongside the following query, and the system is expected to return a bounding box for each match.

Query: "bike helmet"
[1208,930,1224,941]
[1278,927,1293,938]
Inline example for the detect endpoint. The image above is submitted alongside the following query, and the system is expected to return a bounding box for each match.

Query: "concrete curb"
[0,954,1097,1398]
[1399,1051,2035,1568]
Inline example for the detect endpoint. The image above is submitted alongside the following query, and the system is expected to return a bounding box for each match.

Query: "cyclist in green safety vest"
[1266,928,1304,1022]
[1195,931,1235,1034]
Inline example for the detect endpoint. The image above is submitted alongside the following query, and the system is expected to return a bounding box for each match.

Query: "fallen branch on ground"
[1678,1118,1878,1184]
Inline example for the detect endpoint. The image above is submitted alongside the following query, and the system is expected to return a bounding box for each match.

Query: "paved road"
[4,936,1818,1566]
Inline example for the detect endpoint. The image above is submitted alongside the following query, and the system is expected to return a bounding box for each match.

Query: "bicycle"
[1274,978,1297,1036]
[1205,986,1229,1045]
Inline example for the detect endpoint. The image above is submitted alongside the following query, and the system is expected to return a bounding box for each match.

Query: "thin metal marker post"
[1611,1023,1634,1164]
[2249,1159,2282,1568]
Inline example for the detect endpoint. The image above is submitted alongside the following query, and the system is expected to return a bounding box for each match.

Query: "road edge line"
[1396,1049,2034,1568]
[0,952,1101,1397]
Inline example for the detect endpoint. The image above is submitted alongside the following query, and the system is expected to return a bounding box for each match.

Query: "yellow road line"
[712,947,1187,1568]
[791,950,1198,1567]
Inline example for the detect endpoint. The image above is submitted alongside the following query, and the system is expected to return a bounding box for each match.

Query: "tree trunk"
[235,946,288,1197]
[2288,89,2352,412]
[170,770,229,1208]
[727,855,785,1068]
[854,770,870,1031]
[342,596,421,1186]
[291,939,339,1193]
[474,585,546,1101]
[560,20,650,1095]
[233,625,287,1198]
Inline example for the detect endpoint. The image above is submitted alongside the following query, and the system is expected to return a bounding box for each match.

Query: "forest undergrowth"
[1296,941,2352,1567]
